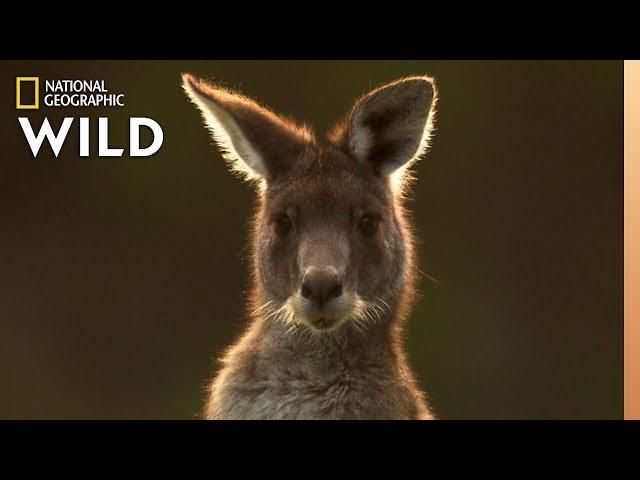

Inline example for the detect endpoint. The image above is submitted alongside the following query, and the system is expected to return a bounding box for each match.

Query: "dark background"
[0,61,623,419]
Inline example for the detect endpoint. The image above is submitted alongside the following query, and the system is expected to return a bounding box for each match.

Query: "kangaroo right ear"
[329,76,437,180]
[182,74,313,184]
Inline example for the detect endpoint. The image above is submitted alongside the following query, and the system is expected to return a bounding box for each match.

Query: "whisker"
[418,268,441,284]
[252,299,274,315]
[378,298,392,312]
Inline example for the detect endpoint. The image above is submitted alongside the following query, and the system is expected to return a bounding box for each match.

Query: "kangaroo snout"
[301,267,343,306]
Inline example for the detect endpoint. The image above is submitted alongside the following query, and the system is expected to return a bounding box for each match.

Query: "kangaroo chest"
[224,346,410,419]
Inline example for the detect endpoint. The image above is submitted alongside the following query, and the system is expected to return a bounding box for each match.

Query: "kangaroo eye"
[358,215,379,237]
[274,214,292,237]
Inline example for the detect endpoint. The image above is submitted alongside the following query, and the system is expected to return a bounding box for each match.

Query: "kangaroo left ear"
[182,73,314,185]
[330,76,437,179]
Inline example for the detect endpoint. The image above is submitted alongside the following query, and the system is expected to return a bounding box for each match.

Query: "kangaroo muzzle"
[301,266,343,307]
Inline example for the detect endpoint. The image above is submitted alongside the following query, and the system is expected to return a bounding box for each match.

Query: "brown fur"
[183,73,437,419]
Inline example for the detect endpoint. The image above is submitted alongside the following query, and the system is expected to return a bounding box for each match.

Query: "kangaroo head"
[183,74,437,332]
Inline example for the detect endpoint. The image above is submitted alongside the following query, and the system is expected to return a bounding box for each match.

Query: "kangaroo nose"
[301,267,343,306]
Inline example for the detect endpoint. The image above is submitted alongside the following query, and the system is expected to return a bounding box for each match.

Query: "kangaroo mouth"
[312,317,338,330]
[289,290,359,332]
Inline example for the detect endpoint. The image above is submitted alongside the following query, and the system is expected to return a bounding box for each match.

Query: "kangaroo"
[182,73,438,419]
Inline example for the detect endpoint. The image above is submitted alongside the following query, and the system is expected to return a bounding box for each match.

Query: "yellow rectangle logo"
[16,77,39,109]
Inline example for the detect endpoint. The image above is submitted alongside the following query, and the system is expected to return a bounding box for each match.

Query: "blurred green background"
[0,61,622,418]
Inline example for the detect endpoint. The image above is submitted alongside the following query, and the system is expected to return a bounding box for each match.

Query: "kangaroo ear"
[182,74,313,184]
[330,76,437,179]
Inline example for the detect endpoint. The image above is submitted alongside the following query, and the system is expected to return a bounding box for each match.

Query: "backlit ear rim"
[350,76,437,175]
[182,73,267,183]
[327,75,437,200]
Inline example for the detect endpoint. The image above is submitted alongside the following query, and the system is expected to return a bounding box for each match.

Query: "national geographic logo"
[15,76,163,157]
[16,78,126,109]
